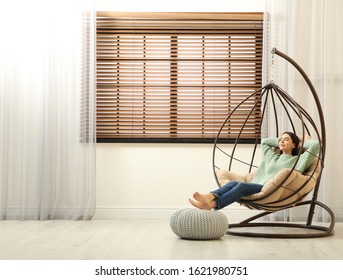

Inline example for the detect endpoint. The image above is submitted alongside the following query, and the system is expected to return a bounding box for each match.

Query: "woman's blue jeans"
[211,181,263,210]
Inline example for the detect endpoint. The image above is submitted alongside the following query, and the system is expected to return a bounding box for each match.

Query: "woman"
[189,132,320,210]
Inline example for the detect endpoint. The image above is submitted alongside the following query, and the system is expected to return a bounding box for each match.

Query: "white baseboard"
[94,206,343,223]
[93,206,261,223]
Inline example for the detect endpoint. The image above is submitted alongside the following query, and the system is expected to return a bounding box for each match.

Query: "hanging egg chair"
[212,48,335,238]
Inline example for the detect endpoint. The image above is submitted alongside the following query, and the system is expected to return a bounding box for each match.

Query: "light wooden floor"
[0,219,342,260]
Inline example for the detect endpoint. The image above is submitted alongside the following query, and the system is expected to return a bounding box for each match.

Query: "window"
[96,12,263,143]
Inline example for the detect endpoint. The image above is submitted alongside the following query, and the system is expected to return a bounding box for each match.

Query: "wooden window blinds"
[96,12,263,143]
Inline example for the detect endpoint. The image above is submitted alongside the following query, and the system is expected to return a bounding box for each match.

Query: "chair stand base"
[227,200,335,238]
[227,222,334,238]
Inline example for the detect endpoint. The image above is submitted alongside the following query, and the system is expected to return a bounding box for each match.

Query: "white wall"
[95,0,265,220]
[95,0,265,12]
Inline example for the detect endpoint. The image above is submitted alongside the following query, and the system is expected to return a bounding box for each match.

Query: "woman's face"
[279,133,296,155]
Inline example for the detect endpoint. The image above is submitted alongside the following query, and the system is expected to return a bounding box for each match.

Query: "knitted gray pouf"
[170,208,228,240]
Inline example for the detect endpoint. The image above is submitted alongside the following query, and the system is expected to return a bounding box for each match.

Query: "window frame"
[96,12,264,143]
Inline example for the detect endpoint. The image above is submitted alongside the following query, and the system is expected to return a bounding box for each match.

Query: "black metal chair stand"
[213,48,335,238]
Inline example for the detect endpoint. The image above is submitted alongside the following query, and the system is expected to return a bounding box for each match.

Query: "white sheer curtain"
[263,0,343,221]
[0,0,96,220]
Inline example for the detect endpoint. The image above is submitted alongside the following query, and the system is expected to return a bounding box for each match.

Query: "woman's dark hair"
[282,131,300,156]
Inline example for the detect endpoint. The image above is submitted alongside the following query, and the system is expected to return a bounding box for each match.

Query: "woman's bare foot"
[188,192,216,210]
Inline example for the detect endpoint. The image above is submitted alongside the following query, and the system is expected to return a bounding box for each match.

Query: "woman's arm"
[261,138,280,157]
[295,138,320,172]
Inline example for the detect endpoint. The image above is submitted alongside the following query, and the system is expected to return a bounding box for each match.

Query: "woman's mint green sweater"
[251,138,320,185]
